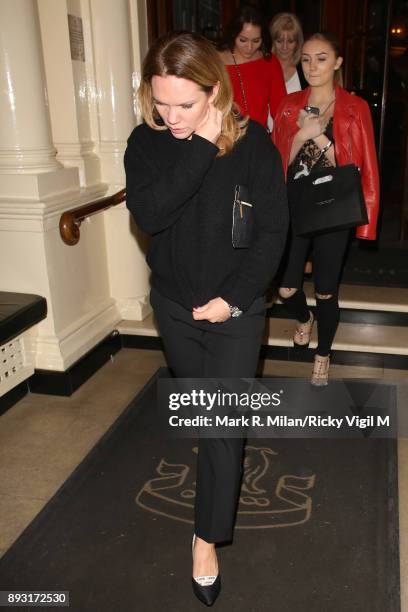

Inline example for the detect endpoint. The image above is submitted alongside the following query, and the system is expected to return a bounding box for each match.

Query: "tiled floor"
[0,348,406,609]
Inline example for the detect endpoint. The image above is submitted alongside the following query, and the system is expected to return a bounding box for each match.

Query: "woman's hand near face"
[296,109,325,141]
[195,103,223,145]
[192,297,231,323]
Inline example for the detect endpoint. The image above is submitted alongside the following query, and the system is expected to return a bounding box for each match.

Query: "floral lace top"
[288,117,335,183]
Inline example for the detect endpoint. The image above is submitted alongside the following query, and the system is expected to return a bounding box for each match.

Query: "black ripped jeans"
[280,228,351,356]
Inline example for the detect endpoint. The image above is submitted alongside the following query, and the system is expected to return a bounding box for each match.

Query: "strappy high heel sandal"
[293,311,314,347]
[311,354,330,386]
[191,534,221,607]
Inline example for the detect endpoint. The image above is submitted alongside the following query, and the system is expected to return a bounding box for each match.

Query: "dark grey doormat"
[0,370,400,612]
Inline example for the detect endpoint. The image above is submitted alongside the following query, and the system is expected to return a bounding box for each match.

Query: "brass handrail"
[59,188,126,245]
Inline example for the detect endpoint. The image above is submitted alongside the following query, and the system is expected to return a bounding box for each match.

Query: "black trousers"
[150,287,265,543]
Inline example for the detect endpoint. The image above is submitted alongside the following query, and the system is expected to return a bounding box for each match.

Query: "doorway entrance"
[146,0,408,284]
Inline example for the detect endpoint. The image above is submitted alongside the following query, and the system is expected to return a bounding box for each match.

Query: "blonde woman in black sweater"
[125,32,288,607]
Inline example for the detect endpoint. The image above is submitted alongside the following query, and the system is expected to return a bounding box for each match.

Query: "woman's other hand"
[195,103,223,144]
[296,109,324,141]
[192,298,231,323]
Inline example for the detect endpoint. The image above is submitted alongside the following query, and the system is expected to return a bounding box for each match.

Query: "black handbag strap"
[347,123,353,164]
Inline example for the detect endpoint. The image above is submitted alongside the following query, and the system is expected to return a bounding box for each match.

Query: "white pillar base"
[55,142,101,189]
[0,177,119,374]
[0,147,62,174]
[0,167,80,201]
[99,141,128,187]
[117,295,152,321]
[25,298,120,371]
[104,205,152,321]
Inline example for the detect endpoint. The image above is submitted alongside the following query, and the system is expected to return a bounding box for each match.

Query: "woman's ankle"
[194,535,215,549]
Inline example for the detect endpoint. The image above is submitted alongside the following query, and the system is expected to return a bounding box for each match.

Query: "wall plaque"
[68,14,85,62]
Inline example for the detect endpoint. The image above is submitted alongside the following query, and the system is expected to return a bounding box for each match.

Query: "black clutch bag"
[287,164,368,237]
[232,184,253,248]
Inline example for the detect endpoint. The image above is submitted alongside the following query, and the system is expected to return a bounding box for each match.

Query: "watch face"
[228,303,243,318]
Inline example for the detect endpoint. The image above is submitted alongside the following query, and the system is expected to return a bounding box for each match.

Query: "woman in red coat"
[273,32,379,385]
[218,5,286,130]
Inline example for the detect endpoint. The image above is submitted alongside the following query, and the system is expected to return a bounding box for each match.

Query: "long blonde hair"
[138,32,248,157]
[270,12,304,65]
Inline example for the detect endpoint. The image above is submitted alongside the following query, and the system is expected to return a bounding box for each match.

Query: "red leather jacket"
[272,86,380,240]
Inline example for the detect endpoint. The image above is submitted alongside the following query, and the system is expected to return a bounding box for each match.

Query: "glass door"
[383,0,408,240]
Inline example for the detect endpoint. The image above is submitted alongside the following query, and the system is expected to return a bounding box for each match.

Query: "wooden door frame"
[147,0,173,46]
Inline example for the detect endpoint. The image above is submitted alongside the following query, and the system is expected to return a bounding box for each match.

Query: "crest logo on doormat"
[135,445,316,528]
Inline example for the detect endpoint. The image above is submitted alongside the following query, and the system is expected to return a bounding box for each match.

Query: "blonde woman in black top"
[125,32,288,607]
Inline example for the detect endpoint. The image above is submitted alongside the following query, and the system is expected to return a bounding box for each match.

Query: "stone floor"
[0,348,406,609]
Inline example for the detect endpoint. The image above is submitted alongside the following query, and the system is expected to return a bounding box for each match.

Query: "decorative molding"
[0,146,62,174]
[116,296,152,321]
[28,331,122,396]
[0,167,80,203]
[0,183,109,232]
[25,299,121,370]
[55,141,96,156]
[98,140,127,185]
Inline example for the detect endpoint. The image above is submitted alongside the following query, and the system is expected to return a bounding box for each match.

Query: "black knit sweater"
[124,120,289,312]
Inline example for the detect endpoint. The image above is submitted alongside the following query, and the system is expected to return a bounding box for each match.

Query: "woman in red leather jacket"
[273,31,379,385]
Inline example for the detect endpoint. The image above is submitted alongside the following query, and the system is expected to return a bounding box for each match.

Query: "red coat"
[272,86,380,240]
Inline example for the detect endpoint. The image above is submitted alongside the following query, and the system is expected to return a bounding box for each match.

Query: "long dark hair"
[218,5,272,59]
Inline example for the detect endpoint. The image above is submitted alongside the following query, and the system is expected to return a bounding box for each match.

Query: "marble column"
[90,0,134,187]
[0,0,79,199]
[37,0,101,188]
[0,0,61,175]
[91,0,151,320]
[0,0,119,371]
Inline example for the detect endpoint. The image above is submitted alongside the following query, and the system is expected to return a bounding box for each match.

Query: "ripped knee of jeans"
[279,287,298,299]
[315,293,333,300]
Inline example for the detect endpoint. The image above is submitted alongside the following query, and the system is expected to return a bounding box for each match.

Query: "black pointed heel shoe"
[191,534,221,606]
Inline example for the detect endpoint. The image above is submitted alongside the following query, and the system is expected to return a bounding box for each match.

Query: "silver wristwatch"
[227,303,243,318]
